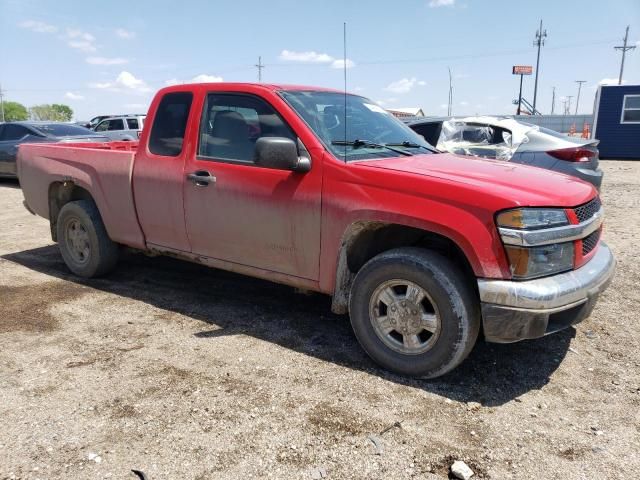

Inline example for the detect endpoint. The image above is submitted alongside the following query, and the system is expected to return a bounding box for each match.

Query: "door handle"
[187,170,216,187]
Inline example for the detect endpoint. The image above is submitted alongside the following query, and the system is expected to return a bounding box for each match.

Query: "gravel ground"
[1,161,639,480]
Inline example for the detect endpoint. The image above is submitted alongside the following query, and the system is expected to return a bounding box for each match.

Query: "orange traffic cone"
[569,123,576,136]
[581,123,590,139]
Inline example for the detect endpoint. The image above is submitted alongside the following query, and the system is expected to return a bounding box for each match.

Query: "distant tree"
[2,101,29,121]
[29,104,74,122]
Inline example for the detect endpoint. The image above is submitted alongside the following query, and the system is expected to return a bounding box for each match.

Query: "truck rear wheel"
[349,247,480,378]
[56,200,119,278]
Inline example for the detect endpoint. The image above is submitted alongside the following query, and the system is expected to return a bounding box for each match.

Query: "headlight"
[497,207,574,280]
[504,242,574,279]
[497,208,568,230]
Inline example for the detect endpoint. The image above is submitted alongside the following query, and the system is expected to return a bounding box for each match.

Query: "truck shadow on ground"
[3,245,573,407]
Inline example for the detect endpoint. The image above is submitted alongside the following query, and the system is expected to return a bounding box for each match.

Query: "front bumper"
[478,242,616,343]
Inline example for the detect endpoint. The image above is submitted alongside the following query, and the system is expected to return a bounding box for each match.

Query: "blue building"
[593,84,640,160]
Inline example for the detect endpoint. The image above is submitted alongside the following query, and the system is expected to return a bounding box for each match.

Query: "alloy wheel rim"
[64,218,91,265]
[369,279,441,355]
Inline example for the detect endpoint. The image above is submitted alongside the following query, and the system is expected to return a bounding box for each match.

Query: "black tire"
[349,247,480,378]
[56,200,119,278]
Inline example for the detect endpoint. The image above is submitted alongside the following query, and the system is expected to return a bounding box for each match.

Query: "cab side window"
[198,93,295,164]
[149,92,193,157]
[2,125,30,141]
[108,119,125,131]
[95,121,109,132]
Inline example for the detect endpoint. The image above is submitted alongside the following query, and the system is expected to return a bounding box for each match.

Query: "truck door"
[183,92,322,280]
[132,91,195,252]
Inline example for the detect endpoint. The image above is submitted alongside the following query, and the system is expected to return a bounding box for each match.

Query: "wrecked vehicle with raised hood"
[17,83,615,378]
[406,116,603,189]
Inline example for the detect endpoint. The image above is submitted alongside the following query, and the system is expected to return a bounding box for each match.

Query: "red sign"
[513,65,533,75]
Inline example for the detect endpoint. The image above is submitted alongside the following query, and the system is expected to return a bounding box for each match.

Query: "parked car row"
[1,112,147,179]
[0,122,109,178]
[405,116,603,189]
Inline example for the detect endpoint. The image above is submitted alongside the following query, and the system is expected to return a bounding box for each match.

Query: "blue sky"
[1,0,639,120]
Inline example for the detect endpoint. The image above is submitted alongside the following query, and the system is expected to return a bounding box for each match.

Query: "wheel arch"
[330,220,478,314]
[48,181,97,241]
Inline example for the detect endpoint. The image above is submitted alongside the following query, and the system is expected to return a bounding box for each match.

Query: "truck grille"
[582,229,601,256]
[574,197,601,223]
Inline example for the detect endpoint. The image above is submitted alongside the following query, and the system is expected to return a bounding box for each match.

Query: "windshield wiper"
[331,139,413,156]
[385,141,436,152]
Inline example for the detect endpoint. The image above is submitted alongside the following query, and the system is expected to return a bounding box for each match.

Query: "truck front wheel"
[349,247,480,378]
[56,200,119,278]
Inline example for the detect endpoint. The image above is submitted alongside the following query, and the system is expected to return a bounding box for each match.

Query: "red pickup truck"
[18,83,615,378]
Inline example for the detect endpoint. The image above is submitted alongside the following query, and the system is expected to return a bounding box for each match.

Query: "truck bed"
[18,141,146,249]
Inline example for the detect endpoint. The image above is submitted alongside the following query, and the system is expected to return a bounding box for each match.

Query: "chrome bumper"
[478,242,615,343]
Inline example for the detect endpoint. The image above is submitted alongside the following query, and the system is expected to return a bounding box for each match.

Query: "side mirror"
[254,137,311,173]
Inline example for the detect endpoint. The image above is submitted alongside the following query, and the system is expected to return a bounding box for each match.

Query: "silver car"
[407,116,603,189]
[93,115,145,141]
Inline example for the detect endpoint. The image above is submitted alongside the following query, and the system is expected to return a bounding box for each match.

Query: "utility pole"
[0,83,5,122]
[615,26,636,85]
[574,80,586,115]
[447,67,453,116]
[254,56,265,82]
[561,98,568,115]
[532,19,547,113]
[566,95,574,115]
[551,86,556,114]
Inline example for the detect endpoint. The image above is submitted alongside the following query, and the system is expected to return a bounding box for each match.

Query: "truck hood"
[357,152,595,207]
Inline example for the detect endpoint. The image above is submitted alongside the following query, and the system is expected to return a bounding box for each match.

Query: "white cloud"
[68,40,96,52]
[86,56,129,65]
[19,20,58,34]
[279,50,334,63]
[375,97,398,106]
[384,77,426,94]
[115,28,136,39]
[66,28,95,42]
[65,92,84,100]
[331,59,355,69]
[459,101,469,106]
[191,74,224,83]
[598,77,624,85]
[66,28,97,52]
[429,0,455,7]
[165,74,224,86]
[439,104,448,110]
[89,71,151,93]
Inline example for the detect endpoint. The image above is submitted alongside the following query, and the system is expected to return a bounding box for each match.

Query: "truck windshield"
[280,90,434,161]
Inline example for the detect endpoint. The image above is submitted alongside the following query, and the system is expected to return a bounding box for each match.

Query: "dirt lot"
[1,161,639,480]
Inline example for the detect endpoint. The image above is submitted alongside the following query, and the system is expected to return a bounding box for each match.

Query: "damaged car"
[406,116,603,189]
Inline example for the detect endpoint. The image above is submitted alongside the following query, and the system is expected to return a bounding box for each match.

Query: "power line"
[574,80,586,115]
[532,19,547,113]
[615,25,636,85]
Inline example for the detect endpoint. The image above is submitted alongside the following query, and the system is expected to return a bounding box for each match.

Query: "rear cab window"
[149,92,193,157]
[126,118,139,130]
